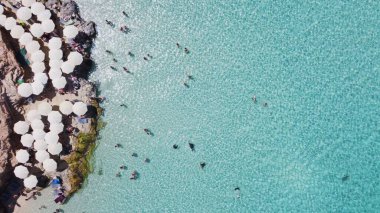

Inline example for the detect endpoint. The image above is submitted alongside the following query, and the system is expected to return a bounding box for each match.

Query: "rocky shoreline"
[0,0,100,211]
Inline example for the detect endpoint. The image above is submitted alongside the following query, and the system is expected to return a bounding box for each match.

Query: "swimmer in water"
[105,50,113,54]
[183,82,190,88]
[173,144,179,149]
[200,162,206,169]
[122,11,129,17]
[234,187,240,199]
[189,143,195,151]
[110,66,117,71]
[252,96,257,103]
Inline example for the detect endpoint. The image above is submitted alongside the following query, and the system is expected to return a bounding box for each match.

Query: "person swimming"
[144,128,153,136]
[173,144,179,149]
[128,51,135,57]
[252,96,257,103]
[176,43,180,48]
[110,66,117,70]
[120,104,127,108]
[187,75,194,80]
[183,82,190,88]
[200,162,206,169]
[130,170,138,180]
[263,102,268,107]
[123,67,132,74]
[106,20,114,27]
[184,48,190,54]
[115,143,122,148]
[120,165,127,170]
[143,57,148,61]
[105,50,113,54]
[144,158,150,163]
[147,54,153,59]
[113,58,118,62]
[189,143,195,151]
[234,187,240,199]
[115,172,121,177]
[122,11,129,17]
[132,153,138,157]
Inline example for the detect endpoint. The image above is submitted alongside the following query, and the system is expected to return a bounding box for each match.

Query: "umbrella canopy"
[30,50,45,63]
[35,150,49,163]
[49,49,63,60]
[10,25,25,39]
[63,25,78,38]
[34,72,48,84]
[20,134,34,148]
[24,175,38,189]
[31,81,44,95]
[41,19,54,33]
[45,132,59,144]
[13,121,30,135]
[0,15,6,26]
[26,110,41,122]
[16,7,32,21]
[31,62,45,73]
[67,51,83,66]
[61,61,74,74]
[49,59,63,69]
[37,10,51,22]
[4,17,16,30]
[73,102,88,116]
[14,165,29,179]
[43,159,57,172]
[16,150,30,163]
[25,40,40,53]
[32,129,46,140]
[48,143,62,155]
[50,123,64,134]
[30,23,44,38]
[48,68,62,79]
[31,119,44,130]
[19,33,33,46]
[59,101,73,115]
[52,77,67,89]
[38,101,52,116]
[31,2,45,15]
[47,111,62,124]
[22,0,36,7]
[48,37,62,49]
[17,83,33,97]
[34,139,47,150]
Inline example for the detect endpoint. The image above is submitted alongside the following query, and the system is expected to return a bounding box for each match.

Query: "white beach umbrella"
[63,25,78,38]
[14,165,29,179]
[48,37,62,50]
[48,68,62,79]
[31,2,45,15]
[31,50,45,63]
[30,23,44,38]
[22,0,36,7]
[49,49,63,60]
[24,175,38,189]
[31,62,45,73]
[59,101,73,115]
[33,139,47,150]
[31,119,44,130]
[0,5,3,14]
[25,40,40,53]
[37,10,51,22]
[48,143,62,155]
[49,59,63,69]
[26,110,41,122]
[17,7,32,21]
[67,51,83,66]
[50,123,64,134]
[36,150,49,163]
[48,111,62,124]
[17,83,33,97]
[35,150,49,163]
[13,121,30,135]
[61,61,74,74]
[16,150,30,164]
[43,159,57,172]
[38,101,52,116]
[52,77,67,89]
[41,19,55,33]
[20,134,34,148]
[31,81,44,95]
[4,17,16,31]
[73,102,87,116]
[10,25,25,39]
[0,15,6,26]
[32,129,46,140]
[45,132,59,144]
[19,33,33,46]
[34,72,48,84]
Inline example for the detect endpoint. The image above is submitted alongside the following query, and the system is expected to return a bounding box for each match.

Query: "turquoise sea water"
[24,0,380,212]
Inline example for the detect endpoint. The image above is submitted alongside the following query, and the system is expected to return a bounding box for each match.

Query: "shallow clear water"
[25,0,380,212]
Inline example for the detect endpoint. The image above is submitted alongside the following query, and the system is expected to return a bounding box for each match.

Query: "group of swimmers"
[252,95,268,107]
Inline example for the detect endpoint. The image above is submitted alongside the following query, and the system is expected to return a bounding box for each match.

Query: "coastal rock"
[60,0,79,19]
[45,0,60,12]
[79,21,97,39]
